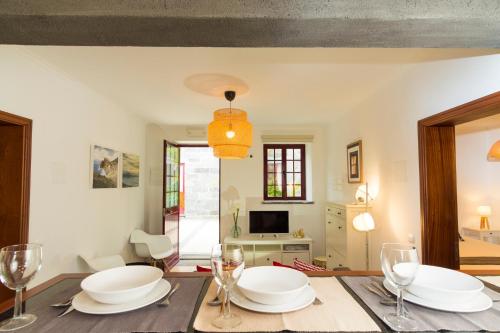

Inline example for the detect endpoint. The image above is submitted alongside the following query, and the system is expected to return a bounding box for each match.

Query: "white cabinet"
[325,202,371,270]
[224,235,313,266]
[462,227,500,244]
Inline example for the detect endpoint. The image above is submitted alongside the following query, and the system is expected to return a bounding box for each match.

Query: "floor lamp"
[352,183,375,270]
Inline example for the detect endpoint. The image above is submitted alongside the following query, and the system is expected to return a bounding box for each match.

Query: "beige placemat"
[193,277,381,332]
[479,276,500,287]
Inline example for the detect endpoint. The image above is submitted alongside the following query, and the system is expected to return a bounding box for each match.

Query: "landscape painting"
[122,153,140,188]
[91,145,120,188]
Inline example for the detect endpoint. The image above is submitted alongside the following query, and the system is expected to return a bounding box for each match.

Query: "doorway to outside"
[179,146,220,259]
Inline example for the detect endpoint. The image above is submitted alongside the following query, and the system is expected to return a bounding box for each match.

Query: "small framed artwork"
[347,140,363,183]
[122,153,140,188]
[91,145,120,188]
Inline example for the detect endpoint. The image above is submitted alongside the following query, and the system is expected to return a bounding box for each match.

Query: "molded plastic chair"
[80,254,125,272]
[129,230,174,260]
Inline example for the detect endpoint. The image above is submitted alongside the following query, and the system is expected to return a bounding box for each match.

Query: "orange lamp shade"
[208,108,252,159]
[488,140,500,161]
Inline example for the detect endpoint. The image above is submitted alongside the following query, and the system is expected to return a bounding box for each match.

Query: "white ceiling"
[20,46,498,126]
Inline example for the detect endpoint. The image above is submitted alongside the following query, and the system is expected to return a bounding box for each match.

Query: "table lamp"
[353,183,375,270]
[477,205,492,230]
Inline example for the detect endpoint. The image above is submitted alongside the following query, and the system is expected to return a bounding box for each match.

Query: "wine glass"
[210,244,244,329]
[380,243,419,331]
[0,244,42,331]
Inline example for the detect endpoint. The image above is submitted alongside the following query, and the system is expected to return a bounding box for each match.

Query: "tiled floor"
[179,216,219,259]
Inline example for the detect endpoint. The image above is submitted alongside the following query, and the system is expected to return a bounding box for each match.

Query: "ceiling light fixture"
[208,90,252,159]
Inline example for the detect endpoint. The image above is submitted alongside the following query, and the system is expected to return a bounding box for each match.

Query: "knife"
[57,305,74,317]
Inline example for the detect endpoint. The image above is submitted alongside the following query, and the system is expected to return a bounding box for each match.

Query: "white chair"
[80,254,125,272]
[129,230,174,261]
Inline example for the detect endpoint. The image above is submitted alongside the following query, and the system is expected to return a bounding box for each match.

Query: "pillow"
[196,265,212,272]
[272,261,297,270]
[293,258,327,272]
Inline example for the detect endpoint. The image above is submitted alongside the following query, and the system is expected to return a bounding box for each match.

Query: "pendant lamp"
[208,91,253,159]
[487,140,500,161]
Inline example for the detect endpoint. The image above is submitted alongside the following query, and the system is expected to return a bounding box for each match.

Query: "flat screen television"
[249,211,289,234]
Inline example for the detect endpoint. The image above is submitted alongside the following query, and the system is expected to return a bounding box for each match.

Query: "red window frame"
[263,144,306,201]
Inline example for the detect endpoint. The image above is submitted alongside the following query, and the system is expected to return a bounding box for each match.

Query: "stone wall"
[181,147,219,217]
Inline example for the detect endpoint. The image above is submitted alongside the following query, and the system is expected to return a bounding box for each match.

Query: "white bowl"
[408,265,484,302]
[236,266,309,305]
[81,266,164,304]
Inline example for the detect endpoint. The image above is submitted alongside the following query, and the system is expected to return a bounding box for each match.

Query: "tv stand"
[224,235,312,266]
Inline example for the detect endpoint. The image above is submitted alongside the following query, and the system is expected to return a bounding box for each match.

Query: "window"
[264,144,306,200]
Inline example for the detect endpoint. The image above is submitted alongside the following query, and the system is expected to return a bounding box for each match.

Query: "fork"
[157,282,180,307]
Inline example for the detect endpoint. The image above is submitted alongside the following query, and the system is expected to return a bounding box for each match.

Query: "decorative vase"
[231,222,242,238]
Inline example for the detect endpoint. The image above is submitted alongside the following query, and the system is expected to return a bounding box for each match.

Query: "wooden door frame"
[418,91,500,269]
[0,110,32,244]
[162,140,180,269]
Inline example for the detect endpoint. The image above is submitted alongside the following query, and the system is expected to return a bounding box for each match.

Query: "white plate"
[73,279,171,315]
[383,279,492,313]
[231,285,315,313]
[237,266,309,305]
[408,265,484,302]
[81,265,164,304]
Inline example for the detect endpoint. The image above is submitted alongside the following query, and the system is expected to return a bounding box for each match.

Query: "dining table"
[0,269,499,333]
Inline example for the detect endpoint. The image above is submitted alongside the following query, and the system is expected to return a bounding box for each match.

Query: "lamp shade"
[352,212,375,232]
[477,205,492,217]
[208,108,252,159]
[355,184,373,203]
[488,140,500,161]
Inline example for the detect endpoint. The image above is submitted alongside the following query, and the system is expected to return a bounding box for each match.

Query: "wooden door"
[162,141,180,269]
[0,111,32,304]
[419,125,459,268]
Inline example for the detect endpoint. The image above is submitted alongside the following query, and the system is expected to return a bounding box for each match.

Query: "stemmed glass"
[380,243,419,331]
[211,244,244,329]
[0,244,42,331]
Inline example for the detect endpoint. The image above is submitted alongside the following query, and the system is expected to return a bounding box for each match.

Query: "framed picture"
[347,140,363,183]
[91,145,120,188]
[122,153,140,188]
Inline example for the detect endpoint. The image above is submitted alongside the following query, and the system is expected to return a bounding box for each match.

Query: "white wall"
[145,124,327,257]
[326,54,500,268]
[456,128,500,231]
[0,46,147,285]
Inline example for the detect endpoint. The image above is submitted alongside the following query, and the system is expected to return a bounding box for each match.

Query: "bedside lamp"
[353,183,375,270]
[477,205,492,230]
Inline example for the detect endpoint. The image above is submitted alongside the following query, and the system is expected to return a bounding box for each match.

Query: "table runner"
[342,276,500,332]
[13,277,206,333]
[193,277,381,332]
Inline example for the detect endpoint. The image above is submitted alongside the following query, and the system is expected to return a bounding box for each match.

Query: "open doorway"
[418,91,500,269]
[178,146,220,259]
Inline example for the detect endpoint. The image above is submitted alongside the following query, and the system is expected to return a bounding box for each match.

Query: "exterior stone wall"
[181,147,219,217]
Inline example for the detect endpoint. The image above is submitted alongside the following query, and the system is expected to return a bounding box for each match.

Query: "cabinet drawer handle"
[338,226,342,230]
[328,221,332,224]
[266,258,270,261]
[328,254,332,258]
[337,211,341,215]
